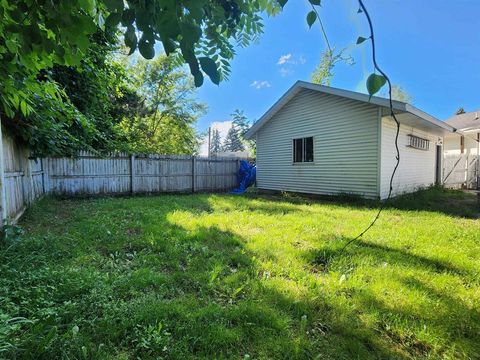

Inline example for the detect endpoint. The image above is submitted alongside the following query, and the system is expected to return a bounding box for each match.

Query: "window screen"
[293,137,314,163]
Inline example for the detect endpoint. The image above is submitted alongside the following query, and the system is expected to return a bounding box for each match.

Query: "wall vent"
[407,134,430,151]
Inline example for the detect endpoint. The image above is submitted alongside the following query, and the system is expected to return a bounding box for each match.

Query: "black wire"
[339,0,401,252]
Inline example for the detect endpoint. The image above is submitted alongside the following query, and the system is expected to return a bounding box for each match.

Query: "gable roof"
[245,81,455,139]
[445,110,480,131]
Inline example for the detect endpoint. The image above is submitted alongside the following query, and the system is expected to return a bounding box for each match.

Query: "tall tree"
[116,54,206,154]
[231,109,255,155]
[223,125,245,152]
[4,29,142,157]
[311,48,353,86]
[0,1,276,120]
[0,1,279,156]
[210,129,222,154]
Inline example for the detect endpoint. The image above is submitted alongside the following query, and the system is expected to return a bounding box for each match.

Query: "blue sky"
[195,0,480,133]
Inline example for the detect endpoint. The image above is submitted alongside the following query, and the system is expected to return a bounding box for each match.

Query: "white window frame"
[292,136,314,164]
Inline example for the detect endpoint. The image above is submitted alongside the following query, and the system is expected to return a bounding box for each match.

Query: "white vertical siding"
[380,117,439,199]
[256,89,380,198]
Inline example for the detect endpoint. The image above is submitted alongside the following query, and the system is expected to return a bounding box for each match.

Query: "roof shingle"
[445,110,480,130]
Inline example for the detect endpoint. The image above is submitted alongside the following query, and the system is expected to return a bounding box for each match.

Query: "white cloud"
[199,120,233,155]
[276,54,306,77]
[276,53,306,66]
[277,53,292,65]
[250,80,271,89]
[279,67,292,77]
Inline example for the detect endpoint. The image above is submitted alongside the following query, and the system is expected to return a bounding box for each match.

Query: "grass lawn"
[1,188,479,359]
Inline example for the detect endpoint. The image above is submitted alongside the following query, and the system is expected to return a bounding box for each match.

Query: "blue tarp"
[230,160,256,194]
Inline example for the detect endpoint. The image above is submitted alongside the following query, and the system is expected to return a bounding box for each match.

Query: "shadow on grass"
[249,187,479,219]
[2,192,479,359]
[305,236,473,278]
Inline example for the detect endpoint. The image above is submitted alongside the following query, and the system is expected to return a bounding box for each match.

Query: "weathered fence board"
[1,130,45,222]
[0,128,242,223]
[443,154,479,189]
[46,153,240,196]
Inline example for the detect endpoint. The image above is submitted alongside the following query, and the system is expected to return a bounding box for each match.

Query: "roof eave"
[245,81,454,139]
[245,81,303,139]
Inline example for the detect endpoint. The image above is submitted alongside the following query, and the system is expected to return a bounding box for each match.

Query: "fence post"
[23,148,34,205]
[191,155,196,193]
[130,154,135,194]
[41,158,50,195]
[0,122,6,224]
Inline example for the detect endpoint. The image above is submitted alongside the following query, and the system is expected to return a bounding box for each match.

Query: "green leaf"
[181,22,202,48]
[78,0,96,15]
[124,26,137,53]
[103,0,123,12]
[308,0,321,5]
[277,0,288,8]
[356,36,368,45]
[366,73,387,96]
[105,12,122,28]
[306,11,317,28]
[138,39,155,59]
[20,100,28,116]
[121,9,135,26]
[193,71,204,87]
[199,57,220,85]
[135,8,151,31]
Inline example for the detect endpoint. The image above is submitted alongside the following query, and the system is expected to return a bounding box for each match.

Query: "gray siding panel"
[256,89,379,198]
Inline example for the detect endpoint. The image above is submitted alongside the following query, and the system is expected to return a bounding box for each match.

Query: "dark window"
[293,137,314,163]
[293,138,303,163]
[305,137,314,162]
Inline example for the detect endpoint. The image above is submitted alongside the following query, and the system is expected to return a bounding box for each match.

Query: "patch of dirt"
[126,227,143,236]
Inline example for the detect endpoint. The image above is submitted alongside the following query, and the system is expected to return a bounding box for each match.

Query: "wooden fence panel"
[47,155,131,196]
[0,128,243,223]
[30,159,44,199]
[443,154,479,189]
[1,130,45,222]
[194,157,239,192]
[45,153,240,196]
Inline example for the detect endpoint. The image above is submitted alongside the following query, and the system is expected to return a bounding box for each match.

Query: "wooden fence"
[0,128,241,224]
[443,154,479,189]
[45,152,240,196]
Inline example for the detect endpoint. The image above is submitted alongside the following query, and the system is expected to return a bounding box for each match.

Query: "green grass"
[1,187,479,359]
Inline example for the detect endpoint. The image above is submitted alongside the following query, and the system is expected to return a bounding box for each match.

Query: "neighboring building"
[443,111,480,189]
[214,151,250,159]
[245,81,455,199]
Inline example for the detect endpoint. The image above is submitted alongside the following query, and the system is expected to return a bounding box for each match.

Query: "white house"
[245,81,455,199]
[443,110,480,189]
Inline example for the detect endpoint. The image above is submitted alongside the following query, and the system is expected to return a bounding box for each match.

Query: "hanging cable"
[339,0,401,252]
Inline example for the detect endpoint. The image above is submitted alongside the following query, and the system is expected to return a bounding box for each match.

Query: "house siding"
[256,89,380,198]
[379,117,439,199]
